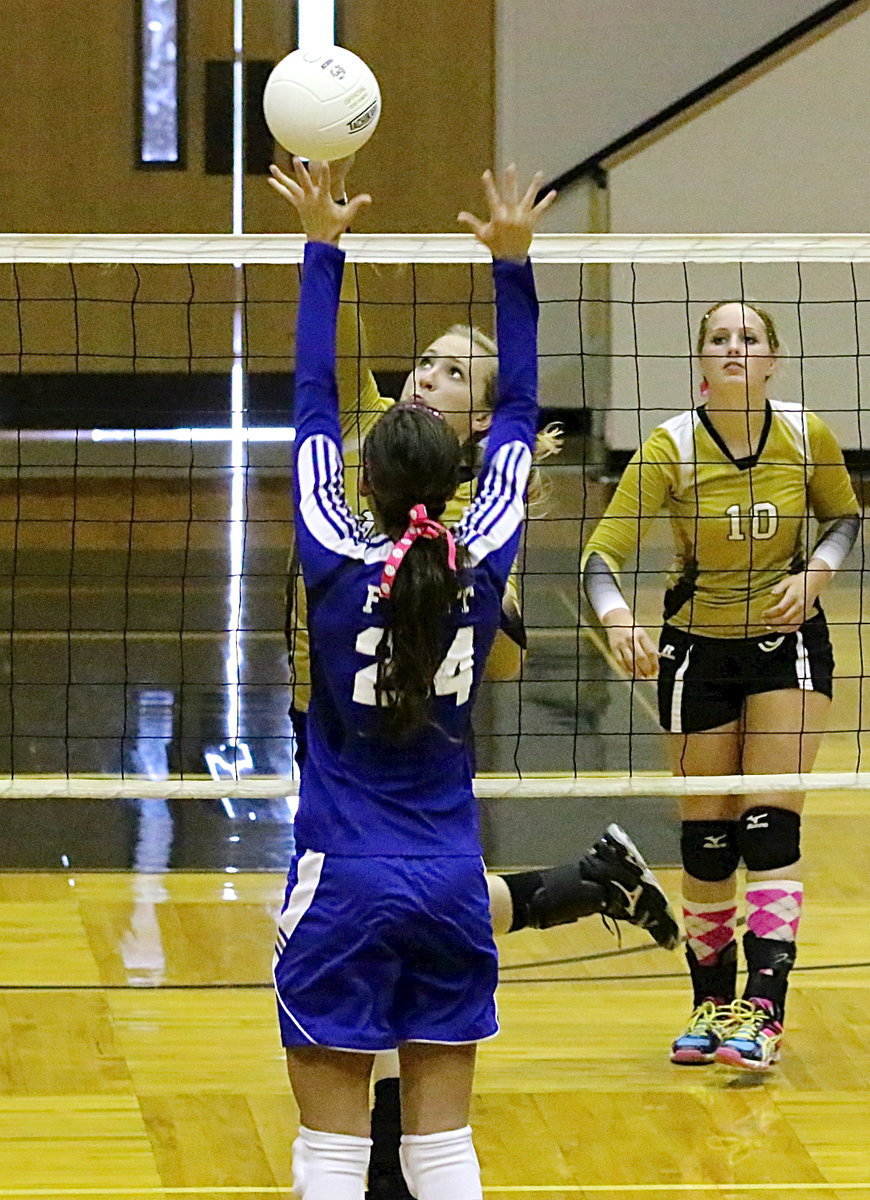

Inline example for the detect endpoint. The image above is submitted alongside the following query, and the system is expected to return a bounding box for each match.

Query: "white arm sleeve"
[812,514,860,572]
[583,551,631,621]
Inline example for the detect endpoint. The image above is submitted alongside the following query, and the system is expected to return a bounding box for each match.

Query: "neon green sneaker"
[671,1000,738,1065]
[714,999,783,1071]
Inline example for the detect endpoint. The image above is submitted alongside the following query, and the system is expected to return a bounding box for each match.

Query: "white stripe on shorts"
[795,630,813,691]
[274,850,325,961]
[272,850,326,1045]
[670,645,693,734]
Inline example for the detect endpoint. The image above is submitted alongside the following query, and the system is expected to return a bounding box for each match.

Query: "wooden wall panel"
[248,0,497,234]
[0,0,495,237]
[0,1,495,386]
[0,0,235,233]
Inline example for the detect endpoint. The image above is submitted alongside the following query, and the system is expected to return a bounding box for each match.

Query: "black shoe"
[367,1163,414,1200]
[368,1077,410,1199]
[582,823,682,950]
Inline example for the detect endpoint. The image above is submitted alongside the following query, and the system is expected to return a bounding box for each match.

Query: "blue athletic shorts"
[273,851,499,1052]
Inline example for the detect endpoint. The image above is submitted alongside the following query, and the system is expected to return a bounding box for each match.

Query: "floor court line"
[0,1186,868,1196]
[0,955,867,993]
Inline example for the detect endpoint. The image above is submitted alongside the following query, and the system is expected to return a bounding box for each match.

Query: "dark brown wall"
[0,0,495,235]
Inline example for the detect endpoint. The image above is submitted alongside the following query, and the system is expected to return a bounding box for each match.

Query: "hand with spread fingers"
[458,164,556,263]
[268,158,371,245]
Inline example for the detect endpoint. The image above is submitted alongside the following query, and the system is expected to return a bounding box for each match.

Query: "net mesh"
[0,232,868,799]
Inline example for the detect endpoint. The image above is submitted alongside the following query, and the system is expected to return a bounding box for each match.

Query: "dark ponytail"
[363,404,468,741]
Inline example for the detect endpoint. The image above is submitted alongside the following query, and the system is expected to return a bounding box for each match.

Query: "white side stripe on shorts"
[272,850,325,1046]
[795,630,813,691]
[671,645,693,734]
[274,850,325,962]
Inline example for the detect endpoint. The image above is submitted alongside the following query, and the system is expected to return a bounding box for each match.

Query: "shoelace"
[683,1000,744,1038]
[720,999,776,1039]
[685,1000,720,1032]
[600,913,623,947]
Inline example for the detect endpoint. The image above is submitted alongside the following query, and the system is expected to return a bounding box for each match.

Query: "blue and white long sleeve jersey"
[292,241,538,857]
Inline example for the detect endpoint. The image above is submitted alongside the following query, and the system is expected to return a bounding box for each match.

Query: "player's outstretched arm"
[269,158,371,245]
[457,165,556,262]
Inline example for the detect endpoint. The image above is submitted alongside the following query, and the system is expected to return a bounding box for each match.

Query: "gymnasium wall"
[607,5,870,236]
[494,0,833,188]
[491,2,870,451]
[0,0,494,236]
[4,1,869,448]
[603,5,870,451]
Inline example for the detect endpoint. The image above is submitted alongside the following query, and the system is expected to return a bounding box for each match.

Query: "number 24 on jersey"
[352,626,475,707]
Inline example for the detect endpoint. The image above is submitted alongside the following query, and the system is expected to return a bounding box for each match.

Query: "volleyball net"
[0,231,868,800]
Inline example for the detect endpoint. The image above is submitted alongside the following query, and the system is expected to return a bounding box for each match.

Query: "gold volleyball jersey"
[583,400,859,638]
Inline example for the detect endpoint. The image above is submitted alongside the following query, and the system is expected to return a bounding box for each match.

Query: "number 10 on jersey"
[725,501,778,541]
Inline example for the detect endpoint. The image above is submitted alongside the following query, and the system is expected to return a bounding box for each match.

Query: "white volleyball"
[263,45,381,161]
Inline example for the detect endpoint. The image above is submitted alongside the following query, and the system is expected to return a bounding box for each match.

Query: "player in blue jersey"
[269,159,680,1200]
[271,157,556,1200]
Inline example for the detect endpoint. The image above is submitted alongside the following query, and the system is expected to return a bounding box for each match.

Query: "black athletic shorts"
[656,610,834,734]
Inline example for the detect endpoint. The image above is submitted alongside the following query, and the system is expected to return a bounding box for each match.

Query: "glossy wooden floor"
[1,788,869,1200]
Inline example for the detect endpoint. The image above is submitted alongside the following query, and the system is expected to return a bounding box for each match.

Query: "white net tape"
[5,232,870,265]
[0,771,868,800]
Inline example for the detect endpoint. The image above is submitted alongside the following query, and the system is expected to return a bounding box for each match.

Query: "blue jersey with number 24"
[292,241,539,857]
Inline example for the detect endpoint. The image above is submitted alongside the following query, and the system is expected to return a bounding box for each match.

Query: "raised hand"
[268,158,371,245]
[457,164,556,262]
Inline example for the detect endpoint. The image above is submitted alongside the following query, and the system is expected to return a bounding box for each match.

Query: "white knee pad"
[292,1125,371,1200]
[399,1126,481,1200]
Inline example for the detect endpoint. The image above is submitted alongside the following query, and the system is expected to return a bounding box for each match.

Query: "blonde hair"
[695,301,781,355]
[445,324,563,506]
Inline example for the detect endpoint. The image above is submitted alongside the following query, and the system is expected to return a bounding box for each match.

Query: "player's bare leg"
[397,1043,481,1199]
[286,1047,374,1198]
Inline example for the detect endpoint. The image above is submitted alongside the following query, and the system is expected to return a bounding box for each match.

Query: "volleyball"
[263,46,381,161]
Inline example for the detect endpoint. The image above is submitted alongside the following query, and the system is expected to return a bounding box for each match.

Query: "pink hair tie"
[379,504,457,599]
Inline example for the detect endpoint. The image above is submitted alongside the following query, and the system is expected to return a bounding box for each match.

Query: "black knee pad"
[526,866,606,929]
[680,820,740,882]
[738,806,801,873]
